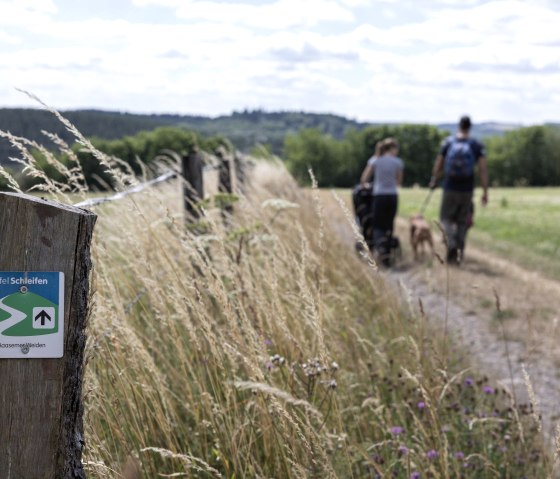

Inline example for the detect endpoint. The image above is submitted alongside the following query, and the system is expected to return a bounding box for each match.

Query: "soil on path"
[326,191,560,440]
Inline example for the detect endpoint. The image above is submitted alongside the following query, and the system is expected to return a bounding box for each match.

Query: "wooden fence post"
[233,151,246,194]
[182,150,204,221]
[217,152,233,194]
[216,148,235,221]
[0,193,96,479]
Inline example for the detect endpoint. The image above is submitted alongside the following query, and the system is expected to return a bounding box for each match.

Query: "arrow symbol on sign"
[35,310,52,326]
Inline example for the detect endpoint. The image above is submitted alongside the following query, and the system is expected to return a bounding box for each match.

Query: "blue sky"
[1,0,559,124]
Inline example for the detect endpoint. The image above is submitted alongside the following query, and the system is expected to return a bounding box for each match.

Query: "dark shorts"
[440,190,473,224]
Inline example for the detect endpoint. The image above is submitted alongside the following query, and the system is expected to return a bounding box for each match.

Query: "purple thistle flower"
[390,426,405,436]
[264,338,273,346]
[426,449,438,460]
[410,472,421,479]
[483,386,495,394]
[398,445,409,456]
[454,451,465,460]
[465,377,474,386]
[417,401,426,409]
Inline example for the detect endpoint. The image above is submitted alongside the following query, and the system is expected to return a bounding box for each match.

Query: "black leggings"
[371,195,398,264]
[372,194,398,233]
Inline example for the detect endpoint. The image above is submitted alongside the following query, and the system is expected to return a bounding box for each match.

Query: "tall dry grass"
[0,108,552,478]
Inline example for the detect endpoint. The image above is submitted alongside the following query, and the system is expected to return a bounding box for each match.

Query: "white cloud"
[0,30,19,44]
[0,0,57,26]
[1,0,560,122]
[133,0,355,28]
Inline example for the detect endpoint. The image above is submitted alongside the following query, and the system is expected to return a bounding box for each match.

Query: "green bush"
[284,125,445,188]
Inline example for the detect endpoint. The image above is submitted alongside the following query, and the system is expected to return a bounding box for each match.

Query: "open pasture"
[399,187,560,279]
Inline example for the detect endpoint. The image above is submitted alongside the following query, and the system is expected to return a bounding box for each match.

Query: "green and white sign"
[0,272,64,358]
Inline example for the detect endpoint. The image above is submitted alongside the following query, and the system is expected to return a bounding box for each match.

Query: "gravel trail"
[328,201,560,440]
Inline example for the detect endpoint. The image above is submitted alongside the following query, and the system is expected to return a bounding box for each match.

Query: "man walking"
[429,116,488,264]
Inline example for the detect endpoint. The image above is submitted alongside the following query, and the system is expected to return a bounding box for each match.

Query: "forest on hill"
[1,108,559,190]
[0,108,365,163]
[0,107,520,164]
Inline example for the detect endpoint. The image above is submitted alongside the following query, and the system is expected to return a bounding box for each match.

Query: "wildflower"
[328,379,337,390]
[398,445,409,456]
[390,426,404,436]
[454,451,465,460]
[465,377,474,386]
[483,386,495,394]
[331,361,339,371]
[264,339,273,346]
[417,401,426,409]
[426,449,438,460]
[270,355,285,366]
[410,472,421,479]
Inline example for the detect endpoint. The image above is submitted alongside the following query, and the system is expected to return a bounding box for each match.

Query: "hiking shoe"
[447,248,459,265]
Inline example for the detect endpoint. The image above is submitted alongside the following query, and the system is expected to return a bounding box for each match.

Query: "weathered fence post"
[233,151,247,194]
[216,147,236,223]
[182,149,204,221]
[217,148,234,196]
[0,193,96,479]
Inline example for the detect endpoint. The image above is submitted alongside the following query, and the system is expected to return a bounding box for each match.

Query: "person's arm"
[360,163,374,186]
[429,154,444,189]
[478,155,489,206]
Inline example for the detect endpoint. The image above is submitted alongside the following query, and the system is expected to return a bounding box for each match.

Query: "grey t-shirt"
[367,155,404,195]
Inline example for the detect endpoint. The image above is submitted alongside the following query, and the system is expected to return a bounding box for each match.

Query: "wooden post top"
[0,192,96,479]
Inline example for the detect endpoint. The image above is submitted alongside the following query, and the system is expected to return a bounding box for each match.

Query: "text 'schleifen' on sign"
[0,272,64,358]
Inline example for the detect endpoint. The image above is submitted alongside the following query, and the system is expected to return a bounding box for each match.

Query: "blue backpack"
[444,138,476,179]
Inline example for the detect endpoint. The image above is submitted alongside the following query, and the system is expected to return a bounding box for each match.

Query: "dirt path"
[326,192,560,440]
[388,243,560,440]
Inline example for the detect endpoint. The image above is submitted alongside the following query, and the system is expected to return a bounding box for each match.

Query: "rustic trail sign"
[0,271,64,358]
[0,193,96,479]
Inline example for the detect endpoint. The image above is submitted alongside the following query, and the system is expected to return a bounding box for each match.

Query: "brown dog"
[410,214,434,261]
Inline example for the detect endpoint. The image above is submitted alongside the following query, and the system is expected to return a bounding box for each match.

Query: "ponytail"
[379,137,399,156]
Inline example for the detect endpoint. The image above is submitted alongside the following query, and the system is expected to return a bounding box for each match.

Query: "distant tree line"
[485,126,560,186]
[284,124,560,188]
[1,106,559,191]
[284,124,446,187]
[0,108,366,166]
[0,126,232,191]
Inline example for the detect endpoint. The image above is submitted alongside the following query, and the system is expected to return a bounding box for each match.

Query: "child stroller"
[352,184,401,267]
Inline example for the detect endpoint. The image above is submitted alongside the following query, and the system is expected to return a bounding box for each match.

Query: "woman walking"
[360,137,404,266]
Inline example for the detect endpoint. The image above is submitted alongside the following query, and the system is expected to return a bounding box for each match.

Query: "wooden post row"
[218,155,233,197]
[182,151,204,221]
[233,152,246,194]
[0,193,96,479]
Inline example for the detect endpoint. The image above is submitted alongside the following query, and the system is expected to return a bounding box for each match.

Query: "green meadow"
[399,187,560,279]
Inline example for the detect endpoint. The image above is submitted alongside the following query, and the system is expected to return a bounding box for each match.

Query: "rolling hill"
[0,107,520,165]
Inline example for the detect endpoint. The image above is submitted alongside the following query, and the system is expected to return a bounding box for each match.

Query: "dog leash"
[419,189,434,216]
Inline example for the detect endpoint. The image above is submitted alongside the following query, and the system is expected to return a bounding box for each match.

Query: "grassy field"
[1,118,554,477]
[399,187,560,279]
[80,167,549,478]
